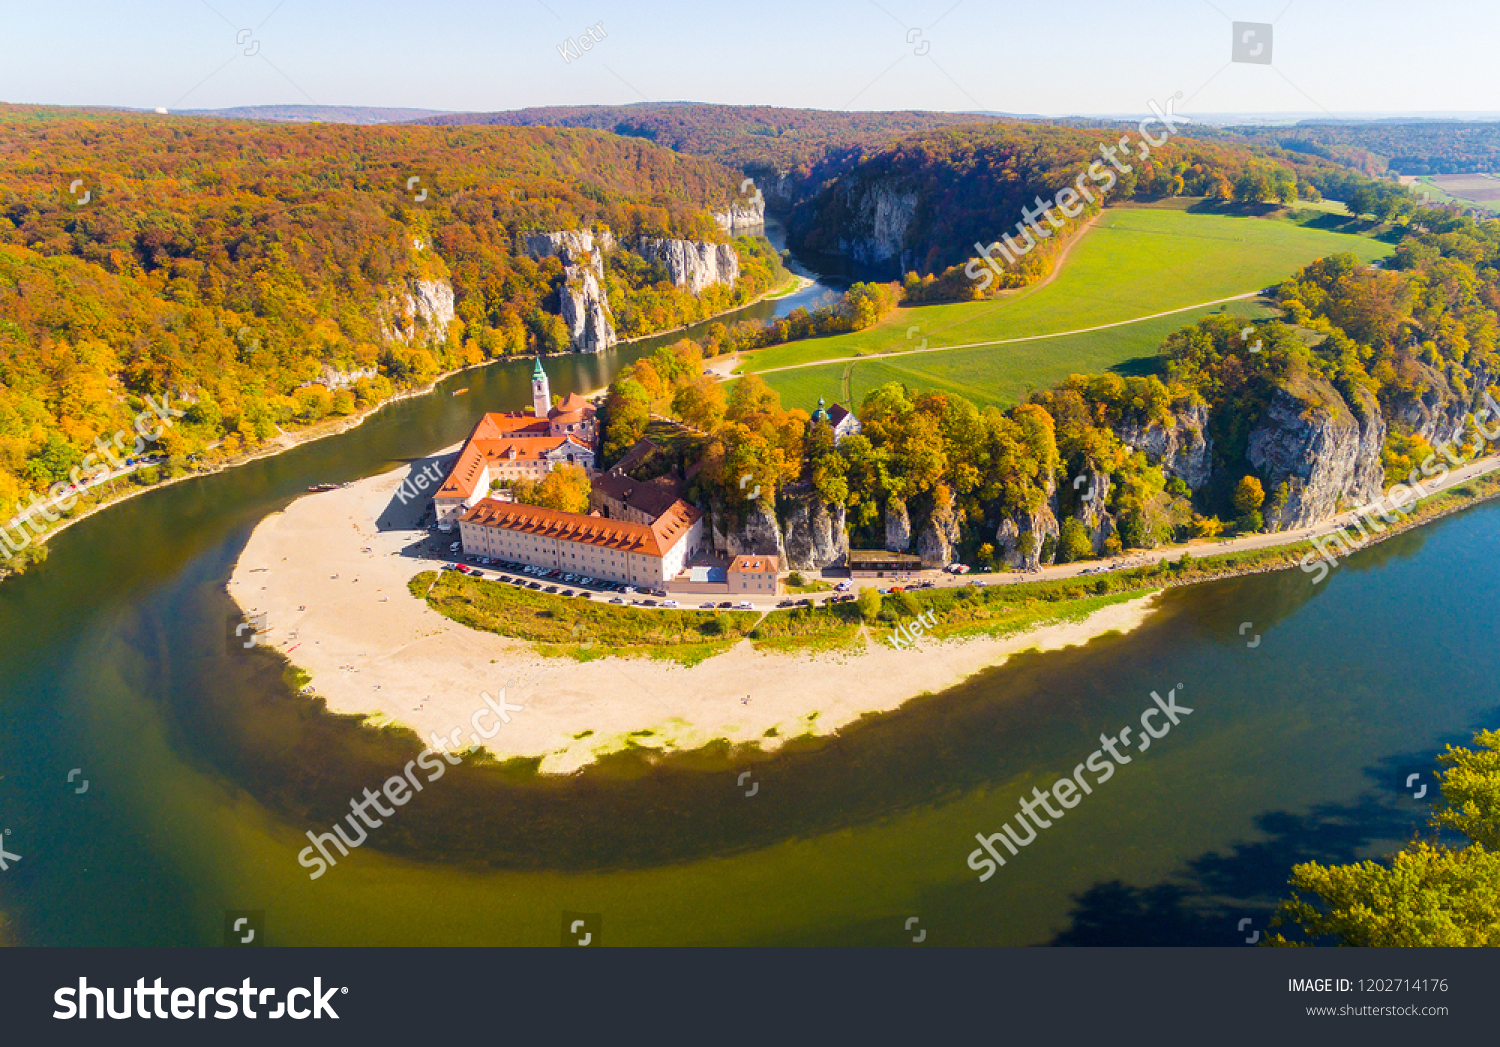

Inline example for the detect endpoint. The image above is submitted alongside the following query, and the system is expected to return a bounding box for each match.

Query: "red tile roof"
[436,413,591,501]
[729,554,779,574]
[461,497,701,558]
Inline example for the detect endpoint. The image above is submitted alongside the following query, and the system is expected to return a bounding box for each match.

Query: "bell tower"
[531,357,551,419]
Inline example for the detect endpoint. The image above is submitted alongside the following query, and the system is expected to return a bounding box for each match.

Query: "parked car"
[609,597,625,605]
[660,599,680,609]
[796,598,812,607]
[718,601,733,609]
[835,581,852,592]
[641,599,658,607]
[777,600,794,608]
[652,589,667,598]
[736,601,754,610]
[544,585,558,594]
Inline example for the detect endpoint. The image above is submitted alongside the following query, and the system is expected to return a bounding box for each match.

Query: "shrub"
[1058,518,1093,563]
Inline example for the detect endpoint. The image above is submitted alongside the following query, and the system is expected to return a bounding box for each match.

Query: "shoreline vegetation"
[0,263,809,585]
[231,446,1500,777]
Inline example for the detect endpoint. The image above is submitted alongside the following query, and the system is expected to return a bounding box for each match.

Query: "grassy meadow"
[744,202,1391,408]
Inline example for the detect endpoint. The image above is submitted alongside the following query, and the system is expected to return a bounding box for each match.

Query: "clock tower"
[531,357,551,419]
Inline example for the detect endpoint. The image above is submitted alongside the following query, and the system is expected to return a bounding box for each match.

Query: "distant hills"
[173,105,450,124]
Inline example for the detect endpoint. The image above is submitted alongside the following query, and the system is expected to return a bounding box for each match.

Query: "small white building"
[811,398,862,446]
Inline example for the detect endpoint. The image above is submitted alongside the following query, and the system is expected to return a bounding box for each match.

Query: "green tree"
[1057,518,1093,563]
[856,586,882,621]
[1269,729,1500,946]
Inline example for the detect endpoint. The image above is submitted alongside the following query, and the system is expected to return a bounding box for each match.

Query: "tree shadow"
[1106,355,1166,379]
[1048,718,1497,946]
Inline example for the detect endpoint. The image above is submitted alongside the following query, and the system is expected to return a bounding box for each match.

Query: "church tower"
[531,357,551,419]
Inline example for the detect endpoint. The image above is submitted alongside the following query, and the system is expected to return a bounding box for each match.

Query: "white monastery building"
[458,499,705,587]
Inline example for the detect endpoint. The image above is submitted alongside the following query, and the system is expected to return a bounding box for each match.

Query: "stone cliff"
[1249,377,1386,530]
[714,193,765,234]
[381,277,455,345]
[636,237,740,294]
[710,489,848,571]
[1114,402,1213,489]
[522,230,618,353]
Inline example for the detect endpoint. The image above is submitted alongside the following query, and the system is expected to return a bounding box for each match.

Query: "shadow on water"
[1046,716,1496,947]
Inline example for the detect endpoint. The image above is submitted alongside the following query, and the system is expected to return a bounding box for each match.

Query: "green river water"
[0,263,1495,947]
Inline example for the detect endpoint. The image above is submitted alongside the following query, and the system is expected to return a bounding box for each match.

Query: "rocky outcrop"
[915,488,961,565]
[558,264,617,353]
[1073,462,1115,554]
[711,490,849,571]
[303,365,378,391]
[884,498,911,551]
[522,230,617,352]
[781,491,849,570]
[381,277,455,344]
[1249,378,1386,531]
[1386,361,1481,448]
[995,490,1061,570]
[1114,402,1213,489]
[714,194,765,234]
[522,230,606,280]
[636,238,740,294]
[710,495,786,562]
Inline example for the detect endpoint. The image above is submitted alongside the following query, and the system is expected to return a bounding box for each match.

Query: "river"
[0,230,1494,947]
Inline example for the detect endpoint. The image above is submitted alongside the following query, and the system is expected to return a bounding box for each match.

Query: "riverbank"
[228,460,1164,775]
[0,272,809,585]
[229,437,1500,776]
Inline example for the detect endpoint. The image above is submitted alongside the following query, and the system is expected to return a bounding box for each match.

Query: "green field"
[763,300,1282,409]
[744,203,1389,408]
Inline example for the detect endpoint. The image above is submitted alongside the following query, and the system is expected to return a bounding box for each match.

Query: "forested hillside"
[602,199,1500,570]
[419,103,1016,205]
[784,122,1400,284]
[0,105,777,535]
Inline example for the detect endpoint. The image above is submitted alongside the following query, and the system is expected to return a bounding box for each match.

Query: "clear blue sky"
[1,0,1493,118]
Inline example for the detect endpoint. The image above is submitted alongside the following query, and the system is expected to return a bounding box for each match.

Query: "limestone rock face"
[308,365,378,390]
[382,278,455,344]
[710,496,786,562]
[636,238,740,294]
[884,498,911,551]
[1249,379,1387,530]
[915,488,961,566]
[558,264,617,353]
[1386,361,1483,448]
[521,230,606,280]
[714,193,765,234]
[1073,462,1115,554]
[1114,402,1213,489]
[811,177,919,269]
[995,493,1060,570]
[710,489,848,571]
[781,490,849,571]
[522,230,617,352]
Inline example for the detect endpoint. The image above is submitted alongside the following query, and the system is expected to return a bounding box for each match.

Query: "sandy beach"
[228,457,1163,775]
